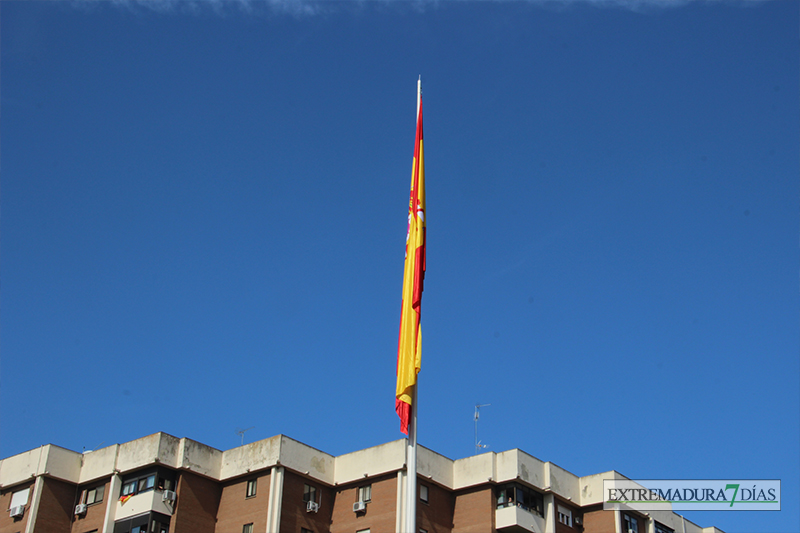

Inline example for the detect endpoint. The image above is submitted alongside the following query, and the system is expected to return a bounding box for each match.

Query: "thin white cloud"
[73,0,325,17]
[73,0,771,17]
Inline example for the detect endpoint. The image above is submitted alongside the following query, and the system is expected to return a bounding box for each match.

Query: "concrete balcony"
[115,489,174,521]
[496,504,546,533]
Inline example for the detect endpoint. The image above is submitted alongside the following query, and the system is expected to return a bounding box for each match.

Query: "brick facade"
[172,470,221,533]
[212,471,268,533]
[0,433,726,533]
[71,479,110,533]
[35,477,75,532]
[555,498,580,533]
[583,504,617,533]
[452,486,495,533]
[280,470,334,533]
[330,474,397,533]
[0,481,35,533]
[418,481,455,533]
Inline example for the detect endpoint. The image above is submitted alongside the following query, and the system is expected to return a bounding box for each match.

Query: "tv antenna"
[235,427,254,446]
[474,403,490,455]
[82,441,105,454]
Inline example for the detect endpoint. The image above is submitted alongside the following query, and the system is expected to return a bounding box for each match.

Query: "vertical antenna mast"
[474,404,490,455]
[235,427,254,446]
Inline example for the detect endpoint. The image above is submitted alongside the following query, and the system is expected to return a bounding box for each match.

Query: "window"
[121,480,137,496]
[419,484,428,503]
[303,483,317,503]
[357,484,371,502]
[655,524,673,533]
[113,511,169,533]
[495,484,544,517]
[246,479,257,498]
[10,488,30,508]
[120,470,174,499]
[138,475,156,493]
[242,524,254,533]
[557,504,572,526]
[121,475,154,497]
[86,484,106,505]
[623,514,639,533]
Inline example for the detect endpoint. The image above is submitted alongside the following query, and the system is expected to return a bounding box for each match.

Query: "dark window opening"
[246,479,257,498]
[496,483,544,517]
[303,484,317,503]
[113,511,170,533]
[85,484,105,505]
[119,469,176,500]
[623,513,639,533]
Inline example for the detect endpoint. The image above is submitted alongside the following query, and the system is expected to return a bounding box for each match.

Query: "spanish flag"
[396,99,426,435]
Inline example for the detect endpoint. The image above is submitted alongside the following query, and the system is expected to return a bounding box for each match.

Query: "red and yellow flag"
[396,100,426,435]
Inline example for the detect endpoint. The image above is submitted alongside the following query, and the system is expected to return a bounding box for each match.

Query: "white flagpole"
[406,384,418,533]
[404,76,422,533]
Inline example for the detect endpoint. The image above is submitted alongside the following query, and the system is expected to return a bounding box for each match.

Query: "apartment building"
[0,432,724,533]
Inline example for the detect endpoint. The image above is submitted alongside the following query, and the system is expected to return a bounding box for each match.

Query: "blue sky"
[1,1,797,531]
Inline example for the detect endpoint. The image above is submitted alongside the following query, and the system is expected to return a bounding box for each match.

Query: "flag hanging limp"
[396,100,426,435]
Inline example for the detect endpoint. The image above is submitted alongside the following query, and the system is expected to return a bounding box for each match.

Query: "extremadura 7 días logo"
[603,479,780,511]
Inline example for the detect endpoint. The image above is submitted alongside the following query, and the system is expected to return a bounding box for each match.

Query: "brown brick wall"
[32,477,75,533]
[0,481,35,533]
[582,504,616,533]
[280,470,333,533]
[330,474,397,533]
[171,471,221,533]
[418,481,453,533]
[452,486,494,533]
[71,480,110,533]
[214,472,269,533]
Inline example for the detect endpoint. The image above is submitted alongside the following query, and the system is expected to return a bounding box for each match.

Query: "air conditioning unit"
[75,503,88,515]
[353,501,367,512]
[9,505,24,518]
[162,490,177,503]
[306,501,319,513]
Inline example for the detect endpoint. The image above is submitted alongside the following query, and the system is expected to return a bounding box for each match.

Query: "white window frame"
[557,504,572,526]
[86,484,105,505]
[303,483,318,503]
[624,513,639,533]
[246,479,257,498]
[10,488,30,508]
